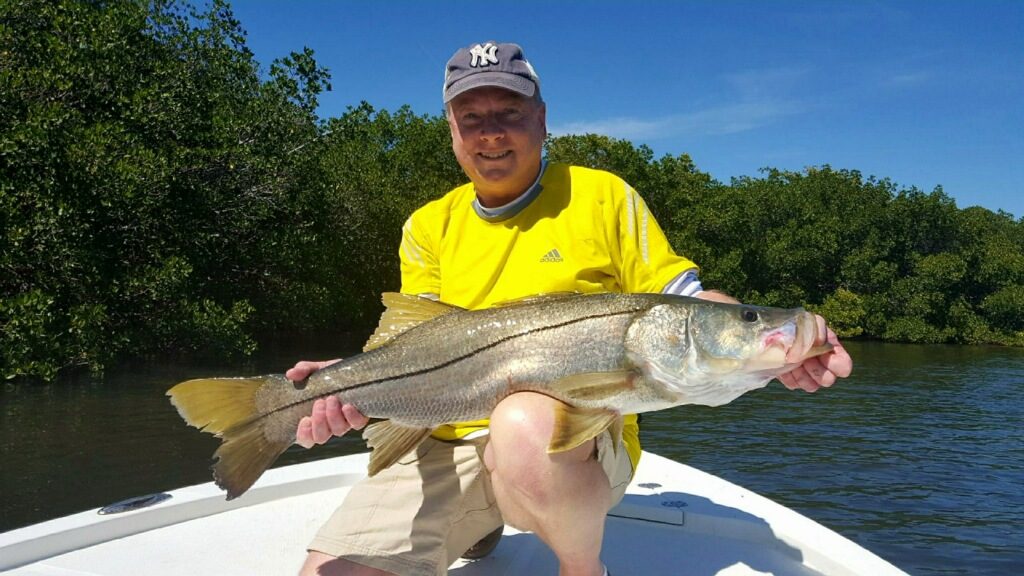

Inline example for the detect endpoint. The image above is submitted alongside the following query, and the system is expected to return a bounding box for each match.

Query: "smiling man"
[445,86,546,207]
[290,41,852,576]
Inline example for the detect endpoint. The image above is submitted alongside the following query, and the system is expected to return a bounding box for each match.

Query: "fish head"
[687,302,824,374]
[626,299,829,406]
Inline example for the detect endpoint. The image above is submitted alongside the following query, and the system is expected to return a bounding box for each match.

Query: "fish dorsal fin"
[548,404,622,455]
[363,293,460,352]
[489,291,581,308]
[362,420,434,476]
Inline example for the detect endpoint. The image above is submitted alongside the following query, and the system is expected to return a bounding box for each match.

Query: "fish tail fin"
[168,377,293,500]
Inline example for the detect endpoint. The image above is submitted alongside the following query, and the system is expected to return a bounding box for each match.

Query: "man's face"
[447,86,547,205]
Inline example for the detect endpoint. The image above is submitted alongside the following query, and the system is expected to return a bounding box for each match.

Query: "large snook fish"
[168,292,831,499]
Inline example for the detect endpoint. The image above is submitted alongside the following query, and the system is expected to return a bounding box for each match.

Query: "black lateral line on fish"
[265,307,644,418]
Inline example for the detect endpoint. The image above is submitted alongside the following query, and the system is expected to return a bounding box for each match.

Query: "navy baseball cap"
[443,41,540,103]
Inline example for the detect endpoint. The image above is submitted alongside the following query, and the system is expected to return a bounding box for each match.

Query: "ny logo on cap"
[469,43,499,67]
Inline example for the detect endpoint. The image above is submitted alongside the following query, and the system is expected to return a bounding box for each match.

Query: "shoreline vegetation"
[3,0,1022,382]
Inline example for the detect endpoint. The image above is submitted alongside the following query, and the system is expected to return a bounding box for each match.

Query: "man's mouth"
[478,151,511,160]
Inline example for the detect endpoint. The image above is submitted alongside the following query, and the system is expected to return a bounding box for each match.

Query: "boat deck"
[0,452,906,575]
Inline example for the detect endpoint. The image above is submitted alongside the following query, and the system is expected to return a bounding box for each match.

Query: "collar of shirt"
[471,160,548,223]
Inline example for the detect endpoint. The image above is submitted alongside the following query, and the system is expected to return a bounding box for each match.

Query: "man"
[291,42,851,576]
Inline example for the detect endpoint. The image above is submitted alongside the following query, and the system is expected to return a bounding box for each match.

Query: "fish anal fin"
[363,293,460,352]
[362,420,434,476]
[548,404,621,455]
[548,370,638,402]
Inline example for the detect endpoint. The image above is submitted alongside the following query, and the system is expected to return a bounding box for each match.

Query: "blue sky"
[230,1,1023,218]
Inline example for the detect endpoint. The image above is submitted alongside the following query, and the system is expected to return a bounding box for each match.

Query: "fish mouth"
[748,313,822,371]
[746,321,797,371]
[788,313,816,363]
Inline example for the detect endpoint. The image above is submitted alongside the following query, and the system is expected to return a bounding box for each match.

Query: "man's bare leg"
[484,392,611,576]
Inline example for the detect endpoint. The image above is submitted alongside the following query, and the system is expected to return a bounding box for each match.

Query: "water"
[642,341,1024,575]
[2,341,1022,575]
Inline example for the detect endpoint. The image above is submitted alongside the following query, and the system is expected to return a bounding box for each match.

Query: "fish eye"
[741,308,758,323]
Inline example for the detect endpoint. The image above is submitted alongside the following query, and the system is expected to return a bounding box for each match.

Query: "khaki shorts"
[309,431,634,576]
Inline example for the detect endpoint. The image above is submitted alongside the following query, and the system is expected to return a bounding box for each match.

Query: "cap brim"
[443,72,536,103]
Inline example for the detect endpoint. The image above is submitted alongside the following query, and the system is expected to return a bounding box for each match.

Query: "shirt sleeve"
[616,182,699,293]
[662,268,704,295]
[399,213,441,295]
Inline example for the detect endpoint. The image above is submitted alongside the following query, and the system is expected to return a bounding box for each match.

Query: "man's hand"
[286,359,369,449]
[778,315,853,392]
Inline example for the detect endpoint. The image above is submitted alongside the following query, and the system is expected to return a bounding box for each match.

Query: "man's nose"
[479,115,505,139]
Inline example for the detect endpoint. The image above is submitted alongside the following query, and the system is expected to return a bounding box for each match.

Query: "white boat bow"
[0,451,906,575]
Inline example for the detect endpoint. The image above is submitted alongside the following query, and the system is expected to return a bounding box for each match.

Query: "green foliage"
[981,285,1024,333]
[883,316,948,344]
[946,299,994,345]
[4,0,1022,382]
[283,103,463,327]
[807,288,865,338]
[1,290,60,380]
[2,0,331,379]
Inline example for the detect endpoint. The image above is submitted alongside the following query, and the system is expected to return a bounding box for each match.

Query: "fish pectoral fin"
[363,293,461,352]
[548,404,622,455]
[362,420,434,476]
[548,370,638,402]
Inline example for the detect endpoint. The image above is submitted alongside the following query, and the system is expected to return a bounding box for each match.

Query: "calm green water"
[2,341,1022,575]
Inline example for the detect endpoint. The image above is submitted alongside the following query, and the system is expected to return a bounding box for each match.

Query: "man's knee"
[489,392,555,445]
[486,393,601,504]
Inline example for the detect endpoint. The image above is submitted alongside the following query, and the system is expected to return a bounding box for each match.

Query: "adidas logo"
[540,248,563,263]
